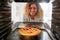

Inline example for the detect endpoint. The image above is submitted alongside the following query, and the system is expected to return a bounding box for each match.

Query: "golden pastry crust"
[18,27,41,36]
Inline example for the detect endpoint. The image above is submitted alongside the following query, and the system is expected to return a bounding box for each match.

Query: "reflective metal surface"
[7,22,56,40]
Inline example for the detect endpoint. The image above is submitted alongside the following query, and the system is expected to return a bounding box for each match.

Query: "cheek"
[35,9,37,12]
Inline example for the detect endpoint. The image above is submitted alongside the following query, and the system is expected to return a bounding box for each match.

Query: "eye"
[33,7,36,9]
[29,7,36,9]
[29,7,32,9]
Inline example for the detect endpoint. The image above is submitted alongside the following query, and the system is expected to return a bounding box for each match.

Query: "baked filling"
[18,27,41,36]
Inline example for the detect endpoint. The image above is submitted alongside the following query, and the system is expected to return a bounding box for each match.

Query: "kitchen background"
[11,2,52,31]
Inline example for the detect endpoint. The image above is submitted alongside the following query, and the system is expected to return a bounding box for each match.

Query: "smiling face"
[29,4,37,17]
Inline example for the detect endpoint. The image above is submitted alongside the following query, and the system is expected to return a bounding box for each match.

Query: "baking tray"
[17,22,56,40]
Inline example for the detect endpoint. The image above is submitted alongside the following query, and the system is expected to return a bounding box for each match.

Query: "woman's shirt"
[23,16,43,22]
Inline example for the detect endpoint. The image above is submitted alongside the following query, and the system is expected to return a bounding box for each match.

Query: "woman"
[23,2,43,22]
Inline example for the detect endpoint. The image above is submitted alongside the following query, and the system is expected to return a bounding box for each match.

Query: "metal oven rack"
[0,0,12,40]
[51,0,60,40]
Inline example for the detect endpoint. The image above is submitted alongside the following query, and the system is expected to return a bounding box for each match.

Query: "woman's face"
[29,4,37,16]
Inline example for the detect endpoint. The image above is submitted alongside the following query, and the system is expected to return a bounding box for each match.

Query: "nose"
[31,8,35,12]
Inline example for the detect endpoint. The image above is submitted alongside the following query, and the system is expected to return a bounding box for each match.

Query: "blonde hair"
[24,2,43,19]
